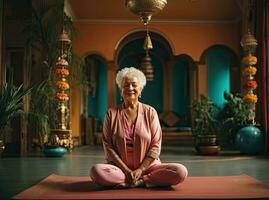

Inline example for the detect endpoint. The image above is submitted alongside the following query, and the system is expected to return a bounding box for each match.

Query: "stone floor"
[0,145,269,200]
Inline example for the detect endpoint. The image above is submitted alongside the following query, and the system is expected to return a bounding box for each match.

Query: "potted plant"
[0,75,33,155]
[219,91,250,147]
[221,91,264,154]
[191,94,221,155]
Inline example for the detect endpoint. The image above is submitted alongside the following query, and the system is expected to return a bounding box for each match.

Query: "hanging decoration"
[240,29,258,124]
[125,0,167,25]
[140,26,154,81]
[125,0,167,81]
[49,28,73,150]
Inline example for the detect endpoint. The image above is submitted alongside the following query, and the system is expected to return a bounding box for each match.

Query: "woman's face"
[121,76,141,102]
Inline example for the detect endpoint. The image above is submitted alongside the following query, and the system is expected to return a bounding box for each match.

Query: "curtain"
[255,0,269,153]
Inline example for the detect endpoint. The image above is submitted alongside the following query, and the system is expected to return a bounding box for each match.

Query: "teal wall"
[207,47,231,107]
[172,61,189,116]
[88,59,107,122]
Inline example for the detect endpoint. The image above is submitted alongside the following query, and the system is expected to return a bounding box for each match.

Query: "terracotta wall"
[70,86,81,141]
[71,21,241,140]
[73,22,241,61]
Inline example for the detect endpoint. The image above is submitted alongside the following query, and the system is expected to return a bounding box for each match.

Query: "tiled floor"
[0,145,269,200]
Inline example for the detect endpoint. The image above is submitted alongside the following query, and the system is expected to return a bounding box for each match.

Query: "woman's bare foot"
[114,183,130,189]
[132,179,145,187]
[114,179,145,189]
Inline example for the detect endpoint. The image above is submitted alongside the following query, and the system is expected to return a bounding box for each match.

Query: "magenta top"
[121,110,135,139]
[121,110,135,168]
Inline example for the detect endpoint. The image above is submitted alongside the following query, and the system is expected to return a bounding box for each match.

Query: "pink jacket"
[102,102,162,169]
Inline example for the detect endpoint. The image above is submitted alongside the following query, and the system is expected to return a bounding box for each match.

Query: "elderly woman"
[90,67,188,188]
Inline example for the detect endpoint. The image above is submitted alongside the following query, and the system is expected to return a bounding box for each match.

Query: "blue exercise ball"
[235,125,264,154]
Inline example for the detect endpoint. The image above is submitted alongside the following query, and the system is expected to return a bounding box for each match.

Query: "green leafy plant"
[191,94,220,136]
[27,80,55,149]
[24,2,86,148]
[0,76,33,134]
[24,3,63,147]
[220,91,250,139]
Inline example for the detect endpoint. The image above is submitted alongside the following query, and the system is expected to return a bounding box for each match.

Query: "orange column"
[163,60,173,112]
[197,62,208,96]
[107,61,116,108]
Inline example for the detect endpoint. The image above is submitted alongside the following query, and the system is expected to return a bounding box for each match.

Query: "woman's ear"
[138,88,142,98]
[120,88,124,97]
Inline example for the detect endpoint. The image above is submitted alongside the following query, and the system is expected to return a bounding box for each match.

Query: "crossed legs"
[90,163,188,187]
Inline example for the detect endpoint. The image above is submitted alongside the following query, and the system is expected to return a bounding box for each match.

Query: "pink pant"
[90,163,188,187]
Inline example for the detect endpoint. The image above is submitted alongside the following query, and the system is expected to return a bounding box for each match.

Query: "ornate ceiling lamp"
[125,0,167,81]
[125,0,167,25]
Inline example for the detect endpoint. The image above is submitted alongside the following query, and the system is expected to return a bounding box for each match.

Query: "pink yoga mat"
[12,174,269,199]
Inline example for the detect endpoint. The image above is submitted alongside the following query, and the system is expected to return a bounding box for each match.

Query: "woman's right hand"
[130,168,143,185]
[124,168,133,185]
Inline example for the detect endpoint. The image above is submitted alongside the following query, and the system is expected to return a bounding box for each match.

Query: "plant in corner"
[220,91,263,154]
[191,94,221,155]
[0,74,33,155]
[219,91,250,147]
[25,2,86,151]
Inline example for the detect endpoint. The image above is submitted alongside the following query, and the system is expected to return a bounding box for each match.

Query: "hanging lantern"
[125,0,167,25]
[140,31,154,81]
[240,30,258,55]
[144,31,153,50]
[57,30,71,58]
[140,51,154,81]
[125,0,167,81]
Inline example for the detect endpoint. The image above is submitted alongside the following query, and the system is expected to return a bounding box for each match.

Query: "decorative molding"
[73,18,240,25]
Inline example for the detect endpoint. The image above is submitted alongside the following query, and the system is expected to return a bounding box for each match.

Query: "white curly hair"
[116,67,146,90]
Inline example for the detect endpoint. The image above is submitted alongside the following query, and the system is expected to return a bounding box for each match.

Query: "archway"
[172,54,197,127]
[84,54,108,122]
[115,30,173,112]
[200,45,240,107]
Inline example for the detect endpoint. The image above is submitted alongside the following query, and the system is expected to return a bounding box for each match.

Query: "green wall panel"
[207,47,231,107]
[88,59,107,122]
[172,62,189,116]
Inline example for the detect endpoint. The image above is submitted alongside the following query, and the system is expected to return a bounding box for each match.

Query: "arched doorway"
[171,54,197,127]
[115,30,173,113]
[84,54,108,121]
[114,30,196,146]
[200,45,240,107]
[81,54,107,145]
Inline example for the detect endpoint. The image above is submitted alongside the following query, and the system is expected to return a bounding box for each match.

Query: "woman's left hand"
[130,168,143,185]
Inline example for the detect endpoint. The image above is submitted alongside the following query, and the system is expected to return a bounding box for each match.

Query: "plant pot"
[235,125,264,154]
[195,135,220,155]
[196,135,217,146]
[44,146,67,157]
[196,145,220,155]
